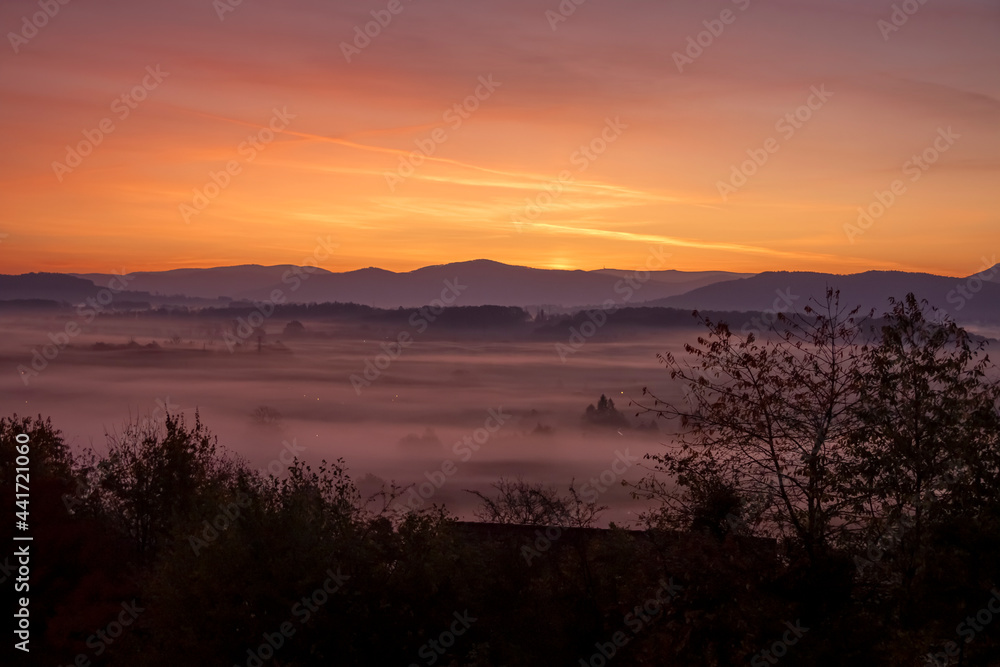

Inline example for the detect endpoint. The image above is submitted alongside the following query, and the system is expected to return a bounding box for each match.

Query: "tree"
[466,477,606,528]
[250,405,283,428]
[583,394,629,429]
[844,294,1000,588]
[631,290,869,564]
[1,415,140,665]
[77,411,244,560]
[283,319,306,336]
[0,413,72,485]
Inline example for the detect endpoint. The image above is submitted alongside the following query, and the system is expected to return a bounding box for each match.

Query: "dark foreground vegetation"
[3,292,1000,666]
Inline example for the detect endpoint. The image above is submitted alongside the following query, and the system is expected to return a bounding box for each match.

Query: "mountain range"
[645,268,1000,325]
[66,260,753,309]
[1,260,998,325]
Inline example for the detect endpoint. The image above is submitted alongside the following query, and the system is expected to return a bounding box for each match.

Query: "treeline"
[109,302,534,329]
[2,413,778,666]
[3,298,805,335]
[120,303,778,333]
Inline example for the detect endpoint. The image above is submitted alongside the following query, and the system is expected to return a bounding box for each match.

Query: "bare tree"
[466,477,606,528]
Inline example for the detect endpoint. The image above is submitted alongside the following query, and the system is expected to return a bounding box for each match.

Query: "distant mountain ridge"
[62,260,752,308]
[0,273,102,303]
[645,267,1000,324]
[1,260,998,325]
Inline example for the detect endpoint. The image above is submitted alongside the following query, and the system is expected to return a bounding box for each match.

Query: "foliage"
[632,290,869,561]
[75,411,243,561]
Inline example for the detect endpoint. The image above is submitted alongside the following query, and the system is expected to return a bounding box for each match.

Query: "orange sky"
[0,0,997,277]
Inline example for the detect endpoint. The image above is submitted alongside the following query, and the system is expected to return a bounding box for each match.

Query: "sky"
[0,0,997,276]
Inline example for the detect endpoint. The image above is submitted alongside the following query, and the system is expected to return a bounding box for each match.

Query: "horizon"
[6,256,999,280]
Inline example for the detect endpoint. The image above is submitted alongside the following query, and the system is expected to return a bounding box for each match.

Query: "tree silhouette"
[76,411,245,561]
[631,291,870,564]
[844,294,1000,596]
[283,319,306,336]
[583,394,629,429]
[466,477,606,528]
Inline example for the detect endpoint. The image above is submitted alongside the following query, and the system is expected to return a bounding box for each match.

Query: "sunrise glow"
[1,0,997,276]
